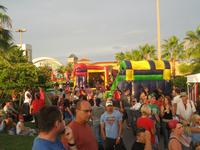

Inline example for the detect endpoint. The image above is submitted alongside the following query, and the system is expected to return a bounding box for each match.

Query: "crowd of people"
[0,83,200,150]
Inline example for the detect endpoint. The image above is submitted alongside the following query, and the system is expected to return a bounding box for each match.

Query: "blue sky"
[2,0,200,63]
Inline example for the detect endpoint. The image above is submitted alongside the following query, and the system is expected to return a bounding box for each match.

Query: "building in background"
[17,44,32,61]
[32,57,62,71]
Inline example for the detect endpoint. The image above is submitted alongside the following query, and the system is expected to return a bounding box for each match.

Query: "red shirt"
[114,90,121,101]
[31,98,45,114]
[68,121,98,150]
[136,116,155,144]
[154,100,163,110]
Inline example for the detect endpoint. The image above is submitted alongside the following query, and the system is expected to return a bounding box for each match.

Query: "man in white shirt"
[23,90,32,115]
[176,92,196,125]
[172,88,181,115]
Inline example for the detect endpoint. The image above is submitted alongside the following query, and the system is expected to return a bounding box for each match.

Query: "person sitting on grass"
[0,118,6,132]
[16,115,36,136]
[4,117,16,135]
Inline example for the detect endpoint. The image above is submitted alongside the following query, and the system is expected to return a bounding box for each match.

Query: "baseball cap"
[106,100,113,107]
[180,92,187,97]
[168,119,179,129]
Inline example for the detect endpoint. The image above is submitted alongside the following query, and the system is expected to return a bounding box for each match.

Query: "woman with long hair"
[160,96,173,149]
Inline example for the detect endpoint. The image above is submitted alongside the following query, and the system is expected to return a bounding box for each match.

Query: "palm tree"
[129,49,142,61]
[184,26,200,63]
[115,52,125,62]
[161,36,184,78]
[138,44,156,60]
[0,5,12,51]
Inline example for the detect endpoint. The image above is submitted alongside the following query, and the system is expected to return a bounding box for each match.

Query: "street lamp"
[156,0,161,60]
[15,28,27,47]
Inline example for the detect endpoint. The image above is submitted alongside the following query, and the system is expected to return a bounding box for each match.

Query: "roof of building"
[68,54,78,59]
[32,57,63,66]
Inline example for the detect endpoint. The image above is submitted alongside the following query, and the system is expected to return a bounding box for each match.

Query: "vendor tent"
[187,73,200,83]
[187,73,200,101]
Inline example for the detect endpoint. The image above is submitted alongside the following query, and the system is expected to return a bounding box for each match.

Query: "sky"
[1,0,200,63]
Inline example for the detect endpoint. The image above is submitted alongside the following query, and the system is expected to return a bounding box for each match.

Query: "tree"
[161,36,184,77]
[127,49,142,61]
[37,66,52,87]
[56,66,67,74]
[115,52,125,62]
[184,26,200,63]
[114,44,156,62]
[138,44,156,60]
[0,48,38,91]
[0,5,13,51]
[179,26,200,75]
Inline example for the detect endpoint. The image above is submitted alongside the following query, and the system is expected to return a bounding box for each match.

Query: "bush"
[172,76,187,91]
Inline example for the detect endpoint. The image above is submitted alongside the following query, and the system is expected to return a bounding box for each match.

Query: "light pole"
[156,0,161,60]
[15,28,27,47]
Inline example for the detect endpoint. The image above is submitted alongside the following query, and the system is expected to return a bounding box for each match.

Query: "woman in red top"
[136,104,155,145]
[30,92,45,126]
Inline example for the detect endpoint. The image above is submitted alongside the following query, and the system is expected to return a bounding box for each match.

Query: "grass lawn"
[0,133,35,150]
[0,122,36,150]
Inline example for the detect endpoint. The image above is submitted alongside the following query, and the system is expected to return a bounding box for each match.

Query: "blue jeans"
[161,122,170,148]
[92,124,103,146]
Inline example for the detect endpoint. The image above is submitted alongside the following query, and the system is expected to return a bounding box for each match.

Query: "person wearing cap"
[176,92,196,125]
[168,120,191,150]
[100,100,124,150]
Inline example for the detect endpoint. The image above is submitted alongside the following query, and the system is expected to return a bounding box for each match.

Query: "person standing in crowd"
[139,91,149,104]
[176,92,196,125]
[62,100,98,150]
[120,88,131,129]
[172,88,181,115]
[32,105,77,150]
[100,100,125,150]
[143,87,149,97]
[63,92,73,122]
[160,96,173,149]
[168,120,191,150]
[147,93,160,148]
[91,98,105,149]
[130,96,142,134]
[30,92,45,126]
[136,104,154,148]
[131,128,152,150]
[23,91,32,115]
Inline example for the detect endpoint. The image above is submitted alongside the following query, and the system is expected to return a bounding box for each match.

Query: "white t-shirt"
[176,100,196,120]
[24,91,32,104]
[16,121,23,134]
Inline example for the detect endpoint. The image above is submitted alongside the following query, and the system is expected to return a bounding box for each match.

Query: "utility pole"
[15,28,27,47]
[156,0,161,60]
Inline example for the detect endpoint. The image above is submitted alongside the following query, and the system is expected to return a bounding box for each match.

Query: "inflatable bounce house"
[73,63,109,89]
[110,60,171,99]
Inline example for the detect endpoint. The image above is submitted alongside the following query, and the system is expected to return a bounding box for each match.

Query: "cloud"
[125,30,146,36]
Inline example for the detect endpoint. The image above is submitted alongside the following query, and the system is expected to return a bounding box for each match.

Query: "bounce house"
[110,60,171,99]
[73,63,109,89]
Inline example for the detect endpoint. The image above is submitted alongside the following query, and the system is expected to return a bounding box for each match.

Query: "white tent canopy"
[187,73,200,83]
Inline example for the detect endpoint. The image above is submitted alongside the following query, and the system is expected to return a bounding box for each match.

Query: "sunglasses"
[78,109,92,113]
